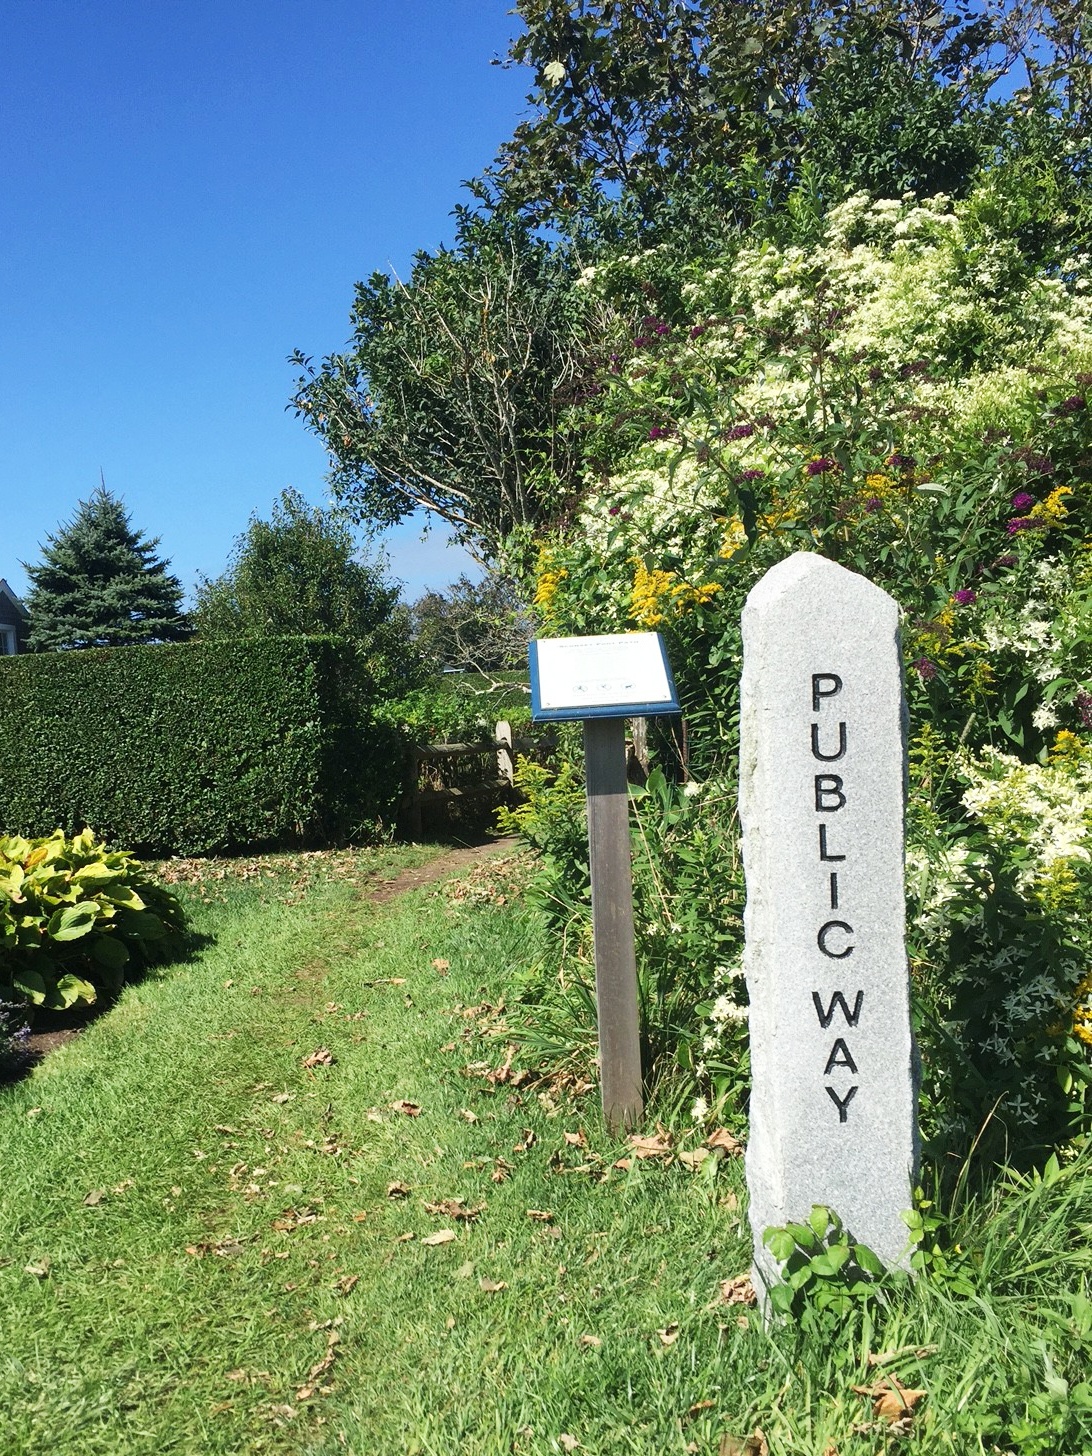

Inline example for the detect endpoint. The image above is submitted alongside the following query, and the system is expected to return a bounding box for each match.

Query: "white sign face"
[533,632,677,717]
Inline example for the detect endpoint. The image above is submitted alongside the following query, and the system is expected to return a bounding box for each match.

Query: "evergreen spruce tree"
[24,487,189,650]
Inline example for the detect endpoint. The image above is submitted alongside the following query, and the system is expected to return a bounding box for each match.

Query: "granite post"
[739,552,918,1296]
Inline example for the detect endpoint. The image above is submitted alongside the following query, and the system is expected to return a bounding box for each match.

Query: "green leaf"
[808,1205,830,1240]
[12,968,48,1005]
[46,902,100,942]
[854,1243,884,1277]
[49,974,97,1010]
[91,936,129,971]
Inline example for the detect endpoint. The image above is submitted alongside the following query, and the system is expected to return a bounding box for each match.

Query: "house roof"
[0,579,29,619]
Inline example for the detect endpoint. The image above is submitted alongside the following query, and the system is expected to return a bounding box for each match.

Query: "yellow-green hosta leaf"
[46,902,101,942]
[51,973,97,1009]
[12,968,48,1005]
[101,885,146,911]
[73,863,124,887]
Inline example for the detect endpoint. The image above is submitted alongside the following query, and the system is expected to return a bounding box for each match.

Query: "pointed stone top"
[743,551,895,618]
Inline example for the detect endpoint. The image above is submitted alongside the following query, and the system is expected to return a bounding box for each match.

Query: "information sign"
[529,632,680,722]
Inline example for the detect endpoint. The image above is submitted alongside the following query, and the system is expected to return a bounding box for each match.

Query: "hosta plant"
[0,829,186,1012]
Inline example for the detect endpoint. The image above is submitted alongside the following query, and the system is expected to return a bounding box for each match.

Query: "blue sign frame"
[529,632,681,722]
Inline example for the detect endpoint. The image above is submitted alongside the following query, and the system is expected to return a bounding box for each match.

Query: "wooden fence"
[401,720,553,837]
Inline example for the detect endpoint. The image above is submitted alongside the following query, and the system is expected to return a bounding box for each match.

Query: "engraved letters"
[811,673,861,1120]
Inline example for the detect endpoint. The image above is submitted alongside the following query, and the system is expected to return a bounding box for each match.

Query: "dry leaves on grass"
[271,1207,321,1233]
[386,1181,412,1199]
[657,1323,681,1346]
[526,1209,555,1223]
[301,1048,335,1070]
[421,1229,457,1247]
[851,1375,927,1431]
[296,1327,342,1402]
[423,1198,485,1222]
[628,1128,674,1161]
[479,1277,508,1292]
[717,1275,757,1307]
[431,958,451,974]
[185,1237,247,1258]
[719,1430,767,1456]
[706,1127,744,1156]
[390,1100,422,1117]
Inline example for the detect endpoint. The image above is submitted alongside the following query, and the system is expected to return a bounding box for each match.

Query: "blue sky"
[0,1,530,606]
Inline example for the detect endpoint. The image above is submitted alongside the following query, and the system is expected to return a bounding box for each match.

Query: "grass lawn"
[1,842,1091,1454]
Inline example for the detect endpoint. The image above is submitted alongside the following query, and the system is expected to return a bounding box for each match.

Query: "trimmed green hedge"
[0,637,403,854]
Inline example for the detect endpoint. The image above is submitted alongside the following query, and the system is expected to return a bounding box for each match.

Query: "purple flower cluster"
[689,325,706,340]
[1006,516,1041,535]
[806,457,840,476]
[952,588,977,606]
[864,497,883,514]
[725,423,754,441]
[1013,448,1053,475]
[1011,491,1036,512]
[1077,690,1092,730]
[886,453,917,473]
[648,425,673,441]
[1058,395,1087,415]
[914,657,938,682]
[739,468,766,482]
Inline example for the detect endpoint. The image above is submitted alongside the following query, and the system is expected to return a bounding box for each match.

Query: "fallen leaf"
[421,1229,457,1246]
[431,958,450,973]
[386,1181,412,1199]
[677,1148,709,1171]
[579,1333,601,1348]
[82,1189,106,1207]
[272,1207,320,1232]
[352,1211,368,1223]
[271,1092,293,1105]
[396,1232,415,1243]
[23,1258,50,1279]
[455,1261,476,1279]
[490,1158,513,1184]
[657,1323,680,1346]
[301,1048,335,1069]
[423,1198,484,1222]
[851,1376,927,1424]
[687,1400,716,1419]
[719,1430,767,1456]
[563,1130,588,1148]
[628,1129,673,1160]
[390,1100,421,1117]
[718,1275,757,1307]
[526,1209,555,1223]
[389,977,406,985]
[479,1277,508,1292]
[458,1108,478,1123]
[559,1436,580,1452]
[333,1274,359,1296]
[706,1127,744,1156]
[613,1158,632,1171]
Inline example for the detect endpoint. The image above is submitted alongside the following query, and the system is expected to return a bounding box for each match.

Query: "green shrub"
[0,828,185,1011]
[0,636,404,854]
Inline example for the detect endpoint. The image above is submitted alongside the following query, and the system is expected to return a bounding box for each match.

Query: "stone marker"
[739,552,918,1296]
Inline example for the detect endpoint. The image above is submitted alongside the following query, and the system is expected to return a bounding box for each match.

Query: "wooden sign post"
[530,632,680,1133]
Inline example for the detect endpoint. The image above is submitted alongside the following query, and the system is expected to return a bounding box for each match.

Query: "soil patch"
[365,836,520,903]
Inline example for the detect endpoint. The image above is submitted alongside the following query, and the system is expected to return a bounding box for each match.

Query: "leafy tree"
[290,209,609,562]
[192,488,424,689]
[24,487,188,651]
[493,0,1080,230]
[410,573,533,675]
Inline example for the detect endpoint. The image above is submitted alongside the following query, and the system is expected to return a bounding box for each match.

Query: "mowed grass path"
[4,842,1092,1455]
[0,845,757,1456]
